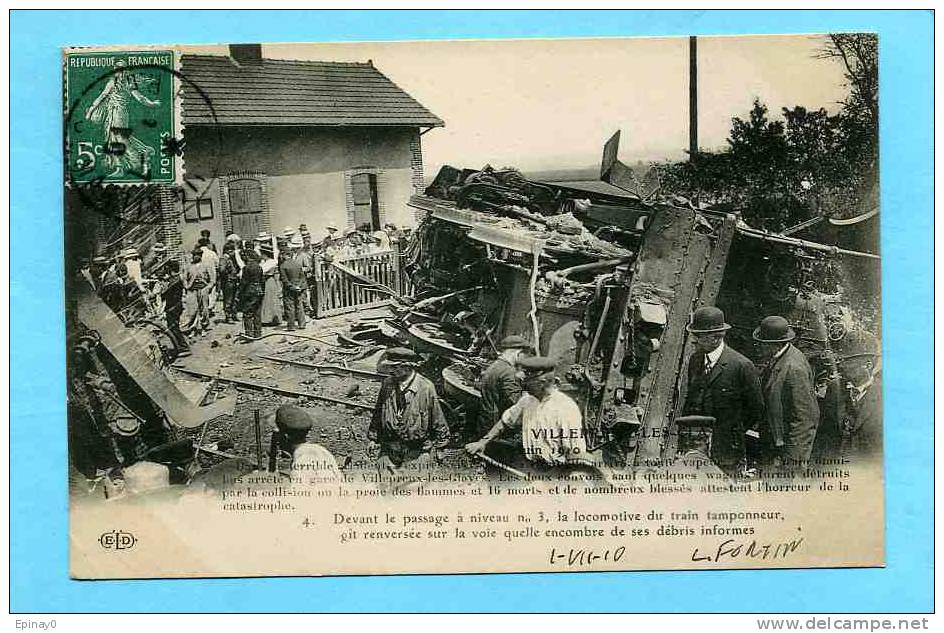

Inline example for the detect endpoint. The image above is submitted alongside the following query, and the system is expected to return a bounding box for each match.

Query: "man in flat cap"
[682,306,764,476]
[369,348,450,473]
[466,356,589,470]
[837,351,882,462]
[478,335,532,436]
[754,315,820,468]
[269,405,340,482]
[672,415,730,481]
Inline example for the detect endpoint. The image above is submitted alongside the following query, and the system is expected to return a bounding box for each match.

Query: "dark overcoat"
[479,358,522,432]
[683,344,765,471]
[279,256,306,293]
[761,344,820,463]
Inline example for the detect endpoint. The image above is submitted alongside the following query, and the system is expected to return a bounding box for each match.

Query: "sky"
[189,34,850,173]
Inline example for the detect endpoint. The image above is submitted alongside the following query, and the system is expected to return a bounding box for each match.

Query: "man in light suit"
[682,306,765,477]
[754,315,820,468]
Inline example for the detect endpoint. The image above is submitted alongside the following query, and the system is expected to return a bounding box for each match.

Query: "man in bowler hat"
[682,306,765,476]
[754,315,820,468]
[683,306,764,477]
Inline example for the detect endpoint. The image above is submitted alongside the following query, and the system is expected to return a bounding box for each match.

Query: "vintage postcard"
[65,34,883,578]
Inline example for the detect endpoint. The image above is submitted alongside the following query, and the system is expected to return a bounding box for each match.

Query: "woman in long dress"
[259,240,282,326]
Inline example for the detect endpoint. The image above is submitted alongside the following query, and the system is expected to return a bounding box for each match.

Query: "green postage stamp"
[64,49,180,185]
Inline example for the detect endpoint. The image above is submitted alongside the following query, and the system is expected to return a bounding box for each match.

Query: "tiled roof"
[181,54,444,128]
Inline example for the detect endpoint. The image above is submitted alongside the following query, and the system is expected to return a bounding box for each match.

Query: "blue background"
[10,10,933,613]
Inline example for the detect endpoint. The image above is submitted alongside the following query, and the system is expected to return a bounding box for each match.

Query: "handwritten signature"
[692,537,804,563]
[549,545,626,567]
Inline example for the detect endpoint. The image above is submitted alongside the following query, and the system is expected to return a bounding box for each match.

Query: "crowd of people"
[358,309,881,481]
[79,222,407,353]
[76,232,881,482]
[679,306,882,474]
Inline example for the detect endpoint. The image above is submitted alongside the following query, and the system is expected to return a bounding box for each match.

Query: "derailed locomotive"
[400,137,881,469]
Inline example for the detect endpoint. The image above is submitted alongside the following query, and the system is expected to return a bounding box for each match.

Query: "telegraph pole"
[689,36,698,159]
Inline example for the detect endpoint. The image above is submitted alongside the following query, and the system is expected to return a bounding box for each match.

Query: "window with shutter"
[229,179,262,215]
[351,172,380,230]
[225,177,266,239]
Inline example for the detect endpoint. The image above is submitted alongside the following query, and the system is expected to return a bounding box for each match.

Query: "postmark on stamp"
[65,50,180,186]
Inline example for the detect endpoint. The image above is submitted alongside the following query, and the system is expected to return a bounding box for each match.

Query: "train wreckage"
[68,131,881,489]
[400,132,880,468]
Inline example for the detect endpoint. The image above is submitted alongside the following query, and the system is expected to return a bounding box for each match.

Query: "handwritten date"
[549,545,626,567]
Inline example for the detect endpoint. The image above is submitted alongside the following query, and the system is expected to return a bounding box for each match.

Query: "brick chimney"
[229,44,263,66]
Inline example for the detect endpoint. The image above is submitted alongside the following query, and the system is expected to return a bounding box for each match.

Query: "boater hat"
[288,235,304,249]
[753,315,796,343]
[686,306,731,334]
[498,335,532,350]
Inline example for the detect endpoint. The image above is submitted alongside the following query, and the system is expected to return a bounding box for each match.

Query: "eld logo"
[99,530,137,551]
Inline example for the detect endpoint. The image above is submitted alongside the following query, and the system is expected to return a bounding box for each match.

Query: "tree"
[661,100,813,230]
[660,33,879,231]
[820,33,878,135]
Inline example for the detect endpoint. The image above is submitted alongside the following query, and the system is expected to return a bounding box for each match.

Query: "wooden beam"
[256,355,387,379]
[171,367,375,411]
